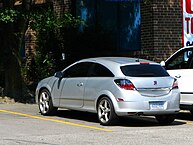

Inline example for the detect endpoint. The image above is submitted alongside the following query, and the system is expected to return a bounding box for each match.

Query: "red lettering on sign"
[185,17,190,34]
[186,0,193,14]
[191,18,193,34]
[185,17,193,34]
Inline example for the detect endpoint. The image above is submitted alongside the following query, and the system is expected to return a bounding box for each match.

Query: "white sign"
[183,0,193,46]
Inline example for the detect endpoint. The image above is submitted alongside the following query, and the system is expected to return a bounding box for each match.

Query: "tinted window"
[64,62,92,77]
[121,64,169,77]
[88,63,114,77]
[166,49,193,70]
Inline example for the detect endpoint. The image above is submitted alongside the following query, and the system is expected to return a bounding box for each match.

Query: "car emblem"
[154,81,157,85]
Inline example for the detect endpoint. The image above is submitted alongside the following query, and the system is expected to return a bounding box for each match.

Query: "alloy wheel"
[98,99,111,124]
[39,91,50,114]
[97,97,118,125]
[39,89,57,115]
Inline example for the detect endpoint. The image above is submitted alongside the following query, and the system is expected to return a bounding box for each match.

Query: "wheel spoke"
[104,100,108,108]
[99,114,103,120]
[45,95,49,101]
[39,98,43,104]
[39,103,43,112]
[99,104,105,110]
[106,108,110,113]
[42,92,46,101]
[45,101,49,110]
[42,102,46,113]
[104,113,109,122]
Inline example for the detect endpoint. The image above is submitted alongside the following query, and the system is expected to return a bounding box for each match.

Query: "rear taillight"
[114,79,136,90]
[172,79,178,89]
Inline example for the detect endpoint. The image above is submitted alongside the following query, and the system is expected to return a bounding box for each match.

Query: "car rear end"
[113,62,180,116]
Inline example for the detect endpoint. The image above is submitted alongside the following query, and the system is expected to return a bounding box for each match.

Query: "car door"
[59,62,91,108]
[165,48,193,104]
[83,63,115,111]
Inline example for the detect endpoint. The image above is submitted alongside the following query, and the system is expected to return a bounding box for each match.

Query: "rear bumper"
[114,100,180,116]
[116,109,179,116]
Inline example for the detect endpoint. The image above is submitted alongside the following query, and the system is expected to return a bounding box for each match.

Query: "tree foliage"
[0,8,19,23]
[0,1,82,100]
[27,7,81,81]
[30,8,81,32]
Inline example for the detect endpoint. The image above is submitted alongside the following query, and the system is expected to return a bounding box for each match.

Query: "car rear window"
[120,64,169,77]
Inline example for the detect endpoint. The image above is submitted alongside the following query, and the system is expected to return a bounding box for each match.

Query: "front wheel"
[39,89,58,115]
[155,115,175,125]
[97,97,118,126]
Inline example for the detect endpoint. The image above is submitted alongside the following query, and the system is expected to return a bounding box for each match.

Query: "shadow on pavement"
[53,109,187,127]
[176,111,193,121]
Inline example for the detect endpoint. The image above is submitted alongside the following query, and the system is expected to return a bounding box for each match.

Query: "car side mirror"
[54,71,64,79]
[160,61,166,67]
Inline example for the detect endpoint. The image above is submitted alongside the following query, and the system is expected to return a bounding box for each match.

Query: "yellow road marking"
[175,119,193,125]
[186,121,193,125]
[0,109,113,132]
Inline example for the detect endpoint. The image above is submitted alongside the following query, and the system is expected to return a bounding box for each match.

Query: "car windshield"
[120,64,169,77]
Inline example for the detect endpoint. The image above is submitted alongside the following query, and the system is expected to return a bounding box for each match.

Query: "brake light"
[140,62,149,65]
[114,79,136,90]
[172,79,178,89]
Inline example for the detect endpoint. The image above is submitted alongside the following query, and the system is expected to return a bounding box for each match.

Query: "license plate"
[149,101,165,110]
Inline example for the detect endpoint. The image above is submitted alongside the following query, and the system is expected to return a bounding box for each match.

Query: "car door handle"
[175,75,181,78]
[77,82,83,87]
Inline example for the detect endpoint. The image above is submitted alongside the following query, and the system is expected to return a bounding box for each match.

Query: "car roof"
[64,57,160,77]
[79,57,156,66]
[165,46,193,62]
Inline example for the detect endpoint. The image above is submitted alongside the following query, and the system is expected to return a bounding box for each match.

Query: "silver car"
[36,57,180,125]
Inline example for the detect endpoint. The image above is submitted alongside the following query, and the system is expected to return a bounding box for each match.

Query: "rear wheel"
[39,89,57,115]
[155,115,175,125]
[97,97,118,126]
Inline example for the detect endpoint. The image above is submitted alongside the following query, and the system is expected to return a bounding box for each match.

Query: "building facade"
[60,0,183,62]
[1,0,183,63]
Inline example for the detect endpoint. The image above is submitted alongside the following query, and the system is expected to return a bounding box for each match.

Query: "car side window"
[166,49,193,70]
[88,63,114,77]
[187,51,193,68]
[64,62,92,77]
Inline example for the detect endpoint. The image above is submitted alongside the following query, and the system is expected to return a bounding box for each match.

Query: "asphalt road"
[0,103,193,145]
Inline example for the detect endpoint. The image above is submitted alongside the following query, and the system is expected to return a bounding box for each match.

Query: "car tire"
[38,89,57,115]
[155,115,175,125]
[97,97,118,126]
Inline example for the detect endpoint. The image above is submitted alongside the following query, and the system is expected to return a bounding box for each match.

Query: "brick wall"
[140,1,154,61]
[140,0,182,62]
[25,0,71,56]
[53,0,71,17]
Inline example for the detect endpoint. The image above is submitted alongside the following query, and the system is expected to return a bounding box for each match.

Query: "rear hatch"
[120,63,174,97]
